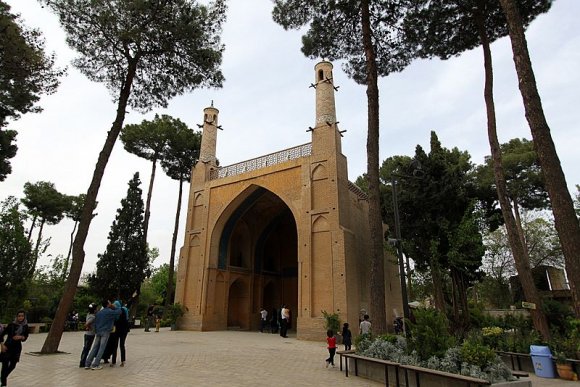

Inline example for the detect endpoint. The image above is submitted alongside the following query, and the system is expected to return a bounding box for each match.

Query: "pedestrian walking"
[1,310,29,387]
[325,329,337,368]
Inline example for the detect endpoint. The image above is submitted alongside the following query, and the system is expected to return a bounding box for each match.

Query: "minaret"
[312,60,342,155]
[315,61,337,125]
[200,102,219,165]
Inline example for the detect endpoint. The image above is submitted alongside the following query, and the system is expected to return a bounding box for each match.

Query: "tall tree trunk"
[27,214,37,242]
[31,218,46,274]
[41,60,138,353]
[476,11,550,338]
[361,0,386,333]
[499,0,580,317]
[512,198,527,251]
[143,158,157,243]
[430,254,446,312]
[165,177,184,309]
[63,220,78,281]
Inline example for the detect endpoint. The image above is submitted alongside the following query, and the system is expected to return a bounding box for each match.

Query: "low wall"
[347,357,531,387]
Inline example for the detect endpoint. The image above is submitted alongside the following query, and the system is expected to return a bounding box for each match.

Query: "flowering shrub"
[357,334,515,383]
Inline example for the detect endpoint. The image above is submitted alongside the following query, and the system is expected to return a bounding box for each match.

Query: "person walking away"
[325,329,337,368]
[79,304,97,367]
[341,322,352,351]
[145,304,154,332]
[359,314,371,335]
[1,310,29,387]
[85,299,121,370]
[259,308,268,333]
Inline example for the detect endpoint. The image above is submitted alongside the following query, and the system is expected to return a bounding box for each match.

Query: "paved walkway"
[5,329,577,386]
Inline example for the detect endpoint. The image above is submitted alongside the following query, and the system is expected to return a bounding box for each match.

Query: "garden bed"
[346,355,531,387]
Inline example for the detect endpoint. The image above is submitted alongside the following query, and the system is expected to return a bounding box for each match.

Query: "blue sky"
[3,0,579,274]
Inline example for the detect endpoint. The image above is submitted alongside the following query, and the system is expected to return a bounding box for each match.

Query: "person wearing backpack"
[104,300,130,367]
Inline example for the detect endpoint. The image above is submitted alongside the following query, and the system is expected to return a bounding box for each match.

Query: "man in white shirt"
[359,314,371,335]
[259,308,268,332]
[279,305,289,338]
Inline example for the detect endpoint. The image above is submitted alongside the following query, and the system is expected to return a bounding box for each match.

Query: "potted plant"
[321,310,341,333]
[166,303,186,330]
[554,351,575,380]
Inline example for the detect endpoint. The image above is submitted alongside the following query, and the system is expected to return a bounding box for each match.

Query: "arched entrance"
[221,188,298,332]
[227,279,249,329]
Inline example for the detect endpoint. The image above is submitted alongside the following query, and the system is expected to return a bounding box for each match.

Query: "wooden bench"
[341,352,492,387]
[27,323,47,334]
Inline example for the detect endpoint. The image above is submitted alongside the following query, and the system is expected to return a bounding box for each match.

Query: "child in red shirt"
[325,329,337,367]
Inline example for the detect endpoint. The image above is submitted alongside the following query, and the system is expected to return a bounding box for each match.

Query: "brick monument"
[174,61,402,339]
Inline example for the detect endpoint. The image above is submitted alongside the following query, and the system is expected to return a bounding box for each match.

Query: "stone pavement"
[6,329,578,386]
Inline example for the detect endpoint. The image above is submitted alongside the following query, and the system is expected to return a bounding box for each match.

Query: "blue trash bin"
[530,345,556,378]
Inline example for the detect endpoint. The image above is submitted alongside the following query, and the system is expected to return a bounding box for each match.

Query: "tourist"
[279,305,289,338]
[259,308,268,333]
[85,299,121,370]
[341,322,352,351]
[145,304,154,332]
[79,303,97,368]
[104,300,130,367]
[270,308,278,334]
[325,329,337,368]
[0,310,29,387]
[359,314,371,335]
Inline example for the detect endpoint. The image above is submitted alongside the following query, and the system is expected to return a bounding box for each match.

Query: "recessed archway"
[219,187,298,332]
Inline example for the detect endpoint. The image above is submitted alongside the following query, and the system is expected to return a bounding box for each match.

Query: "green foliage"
[542,298,573,336]
[42,0,226,112]
[321,310,341,333]
[408,308,455,360]
[357,333,514,383]
[354,333,373,353]
[549,318,580,359]
[0,0,64,123]
[0,129,17,182]
[88,173,148,301]
[272,0,413,83]
[0,196,33,318]
[460,340,497,369]
[165,303,186,324]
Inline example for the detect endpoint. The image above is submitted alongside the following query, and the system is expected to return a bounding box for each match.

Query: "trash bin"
[530,345,556,378]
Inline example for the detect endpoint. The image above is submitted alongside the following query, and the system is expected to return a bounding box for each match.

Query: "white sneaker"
[91,365,103,370]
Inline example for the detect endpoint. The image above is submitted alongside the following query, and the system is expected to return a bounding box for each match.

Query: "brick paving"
[6,329,578,386]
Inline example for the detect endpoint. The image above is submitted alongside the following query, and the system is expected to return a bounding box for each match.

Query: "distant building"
[509,265,571,305]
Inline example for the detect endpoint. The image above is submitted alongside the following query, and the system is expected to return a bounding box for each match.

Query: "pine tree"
[89,173,148,302]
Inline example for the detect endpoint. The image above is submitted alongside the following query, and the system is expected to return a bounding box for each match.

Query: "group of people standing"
[81,298,131,370]
[259,305,291,337]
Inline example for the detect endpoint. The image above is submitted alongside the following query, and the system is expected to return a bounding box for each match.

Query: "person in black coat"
[1,310,29,387]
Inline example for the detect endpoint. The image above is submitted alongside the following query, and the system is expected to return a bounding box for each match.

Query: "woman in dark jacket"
[1,310,29,387]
